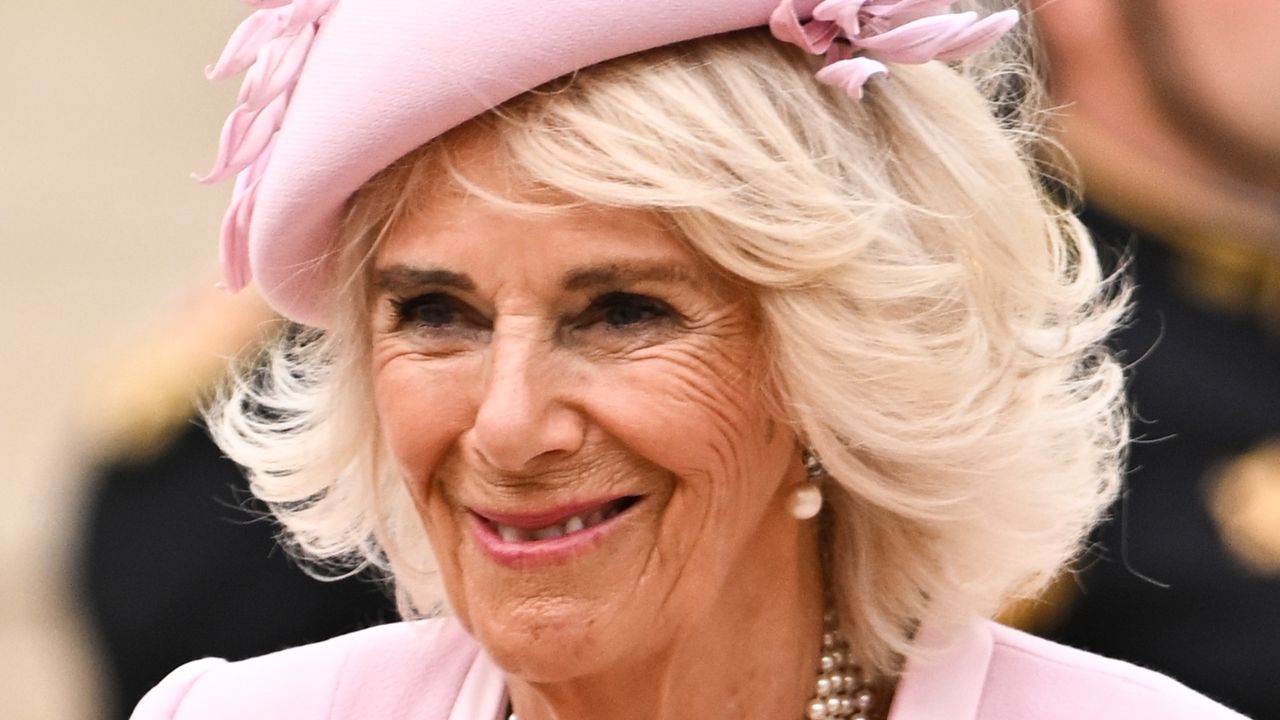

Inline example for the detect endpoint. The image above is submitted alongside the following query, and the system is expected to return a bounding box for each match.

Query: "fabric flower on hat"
[198,0,337,292]
[770,0,1018,98]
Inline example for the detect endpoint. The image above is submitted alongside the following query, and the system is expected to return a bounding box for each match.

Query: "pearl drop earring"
[791,450,825,520]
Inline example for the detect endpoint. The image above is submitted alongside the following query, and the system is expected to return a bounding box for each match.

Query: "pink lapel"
[887,619,993,720]
[448,643,508,720]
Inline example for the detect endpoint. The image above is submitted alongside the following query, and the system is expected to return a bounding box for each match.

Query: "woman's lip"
[470,496,634,530]
[468,496,643,569]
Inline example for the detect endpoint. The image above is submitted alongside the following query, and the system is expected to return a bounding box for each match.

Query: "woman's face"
[369,146,802,680]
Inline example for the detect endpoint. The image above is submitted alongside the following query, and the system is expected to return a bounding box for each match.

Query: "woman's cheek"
[582,346,767,490]
[374,356,478,491]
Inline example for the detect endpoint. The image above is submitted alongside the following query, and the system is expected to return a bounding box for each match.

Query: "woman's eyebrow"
[373,264,475,293]
[562,262,696,291]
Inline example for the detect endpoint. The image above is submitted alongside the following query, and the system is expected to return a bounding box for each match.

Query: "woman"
[133,1,1244,718]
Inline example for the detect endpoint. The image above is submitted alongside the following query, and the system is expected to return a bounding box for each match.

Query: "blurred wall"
[0,3,247,717]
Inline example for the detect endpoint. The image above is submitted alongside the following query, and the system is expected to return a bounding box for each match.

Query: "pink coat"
[131,618,1246,719]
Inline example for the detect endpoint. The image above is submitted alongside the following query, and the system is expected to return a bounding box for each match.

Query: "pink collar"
[448,618,995,720]
[888,619,993,720]
[448,645,507,720]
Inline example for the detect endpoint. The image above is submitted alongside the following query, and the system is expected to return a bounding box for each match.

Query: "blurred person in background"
[75,285,394,720]
[1018,2,1280,718]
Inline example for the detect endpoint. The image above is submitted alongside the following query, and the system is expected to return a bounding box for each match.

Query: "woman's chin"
[457,551,666,680]
[472,604,630,682]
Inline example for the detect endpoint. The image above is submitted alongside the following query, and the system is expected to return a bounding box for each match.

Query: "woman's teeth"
[493,506,618,543]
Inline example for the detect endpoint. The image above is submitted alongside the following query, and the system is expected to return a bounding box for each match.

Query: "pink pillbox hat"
[201,0,1016,326]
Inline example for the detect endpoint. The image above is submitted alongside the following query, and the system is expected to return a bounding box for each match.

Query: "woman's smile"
[467,494,646,568]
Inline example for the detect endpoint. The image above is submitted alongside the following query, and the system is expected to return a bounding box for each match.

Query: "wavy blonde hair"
[209,22,1128,675]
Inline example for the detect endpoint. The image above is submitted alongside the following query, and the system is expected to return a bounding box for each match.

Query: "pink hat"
[200,0,1017,326]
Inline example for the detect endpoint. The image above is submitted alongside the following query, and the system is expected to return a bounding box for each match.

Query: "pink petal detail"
[239,129,277,190]
[205,8,289,80]
[218,138,276,292]
[237,25,315,111]
[933,9,1018,61]
[812,0,869,36]
[770,0,841,54]
[201,0,339,295]
[854,12,974,63]
[284,0,338,34]
[219,181,257,292]
[863,0,956,29]
[195,90,289,184]
[769,0,1017,102]
[814,57,889,99]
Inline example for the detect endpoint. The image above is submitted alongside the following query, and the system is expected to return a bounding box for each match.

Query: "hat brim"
[245,0,780,326]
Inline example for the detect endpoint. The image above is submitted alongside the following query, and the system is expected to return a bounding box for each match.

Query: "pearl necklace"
[806,611,878,719]
[506,612,878,720]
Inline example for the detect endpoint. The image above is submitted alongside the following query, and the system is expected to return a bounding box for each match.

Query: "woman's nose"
[470,321,587,473]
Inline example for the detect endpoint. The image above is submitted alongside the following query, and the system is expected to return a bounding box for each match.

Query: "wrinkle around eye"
[376,322,489,362]
[374,337,484,364]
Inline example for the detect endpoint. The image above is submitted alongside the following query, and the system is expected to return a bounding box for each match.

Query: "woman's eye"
[391,293,483,331]
[587,292,674,329]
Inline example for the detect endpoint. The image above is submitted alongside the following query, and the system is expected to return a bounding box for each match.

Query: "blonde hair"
[209,25,1127,675]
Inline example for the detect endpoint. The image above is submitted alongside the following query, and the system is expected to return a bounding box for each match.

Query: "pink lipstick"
[469,495,641,568]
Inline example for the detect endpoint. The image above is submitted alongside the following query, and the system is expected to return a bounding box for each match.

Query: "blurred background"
[1,3,244,718]
[1,1,1276,719]
[1,5,396,718]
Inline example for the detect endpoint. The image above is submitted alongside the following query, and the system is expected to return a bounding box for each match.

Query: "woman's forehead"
[373,195,725,298]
